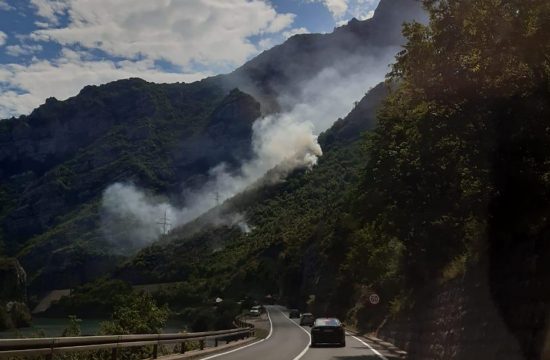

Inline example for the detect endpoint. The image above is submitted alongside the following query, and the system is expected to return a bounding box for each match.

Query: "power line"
[156,208,172,235]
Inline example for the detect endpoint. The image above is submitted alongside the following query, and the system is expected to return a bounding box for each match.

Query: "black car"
[310,318,346,347]
[289,309,300,318]
[300,313,315,326]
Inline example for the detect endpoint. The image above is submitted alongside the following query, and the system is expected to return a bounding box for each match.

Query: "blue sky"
[0,0,380,118]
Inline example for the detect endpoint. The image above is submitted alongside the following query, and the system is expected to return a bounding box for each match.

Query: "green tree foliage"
[99,292,168,335]
[49,279,134,318]
[62,315,82,337]
[46,298,167,360]
[350,0,550,287]
[340,10,550,358]
[86,4,550,355]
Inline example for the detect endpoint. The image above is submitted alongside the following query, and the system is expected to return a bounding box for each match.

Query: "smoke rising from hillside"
[101,48,398,250]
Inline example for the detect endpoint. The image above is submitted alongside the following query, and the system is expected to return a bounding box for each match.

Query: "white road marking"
[199,308,274,360]
[279,310,311,360]
[351,334,389,360]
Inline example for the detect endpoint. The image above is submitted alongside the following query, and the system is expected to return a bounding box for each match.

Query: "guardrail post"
[111,348,117,360]
[180,342,186,353]
[200,340,205,350]
[215,338,218,347]
[153,344,158,359]
[47,337,55,360]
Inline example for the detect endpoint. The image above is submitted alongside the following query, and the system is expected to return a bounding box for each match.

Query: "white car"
[249,308,261,316]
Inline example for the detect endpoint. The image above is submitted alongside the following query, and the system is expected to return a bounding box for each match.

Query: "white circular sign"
[369,294,380,305]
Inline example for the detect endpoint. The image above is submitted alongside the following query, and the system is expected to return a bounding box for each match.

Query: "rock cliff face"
[0,258,31,329]
[0,258,27,302]
[377,267,526,360]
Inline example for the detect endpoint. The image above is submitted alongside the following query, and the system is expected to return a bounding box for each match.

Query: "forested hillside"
[2,0,548,358]
[0,0,424,294]
[116,82,387,290]
[0,79,260,292]
[117,0,550,358]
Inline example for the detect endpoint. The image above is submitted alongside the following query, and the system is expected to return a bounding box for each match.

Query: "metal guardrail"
[0,327,255,359]
[233,317,255,329]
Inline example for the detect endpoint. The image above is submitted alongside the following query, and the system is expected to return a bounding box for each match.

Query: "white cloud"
[257,27,309,51]
[347,0,378,20]
[0,0,298,118]
[35,21,53,29]
[30,0,68,25]
[362,9,375,20]
[0,49,209,118]
[0,31,7,47]
[258,37,276,51]
[323,0,349,18]
[0,1,14,11]
[31,0,295,69]
[5,44,43,56]
[283,27,310,39]
[309,0,379,20]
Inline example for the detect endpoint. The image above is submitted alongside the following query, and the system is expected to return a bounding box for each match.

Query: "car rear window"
[314,318,341,326]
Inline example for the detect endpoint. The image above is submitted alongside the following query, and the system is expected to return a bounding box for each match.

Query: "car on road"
[251,305,264,313]
[310,318,346,347]
[249,308,261,316]
[300,313,315,326]
[288,309,300,318]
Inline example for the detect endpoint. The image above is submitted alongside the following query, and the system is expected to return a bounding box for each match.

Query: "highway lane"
[199,305,309,360]
[198,306,394,360]
[301,333,391,360]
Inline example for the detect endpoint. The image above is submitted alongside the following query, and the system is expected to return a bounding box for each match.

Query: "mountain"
[4,0,548,358]
[118,1,550,358]
[224,0,426,110]
[115,81,388,288]
[0,81,260,292]
[0,0,425,293]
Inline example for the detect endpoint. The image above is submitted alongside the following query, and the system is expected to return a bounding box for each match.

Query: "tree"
[100,292,168,335]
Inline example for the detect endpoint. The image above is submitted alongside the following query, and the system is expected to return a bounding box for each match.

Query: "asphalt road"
[198,306,396,360]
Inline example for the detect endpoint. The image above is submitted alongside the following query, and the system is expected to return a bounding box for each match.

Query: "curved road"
[199,306,395,360]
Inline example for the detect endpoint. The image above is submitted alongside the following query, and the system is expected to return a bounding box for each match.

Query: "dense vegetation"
[114,83,386,313]
[116,1,549,357]
[0,79,261,292]
[2,0,549,358]
[355,2,550,356]
[357,0,550,285]
[0,0,423,299]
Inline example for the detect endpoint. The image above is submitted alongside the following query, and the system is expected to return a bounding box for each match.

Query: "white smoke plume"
[101,48,397,250]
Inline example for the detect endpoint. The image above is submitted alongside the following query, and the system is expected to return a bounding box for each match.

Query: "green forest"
[1,0,549,359]
[86,3,547,356]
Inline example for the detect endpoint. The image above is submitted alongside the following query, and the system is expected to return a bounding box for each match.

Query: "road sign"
[369,293,380,305]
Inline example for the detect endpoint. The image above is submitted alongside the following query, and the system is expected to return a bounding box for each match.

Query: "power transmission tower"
[215,191,220,207]
[156,209,172,235]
